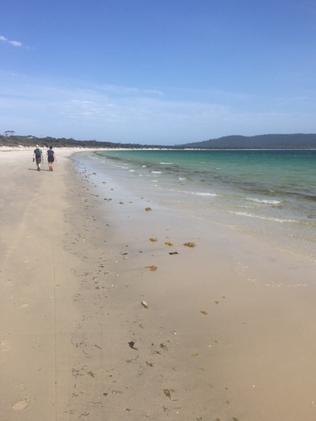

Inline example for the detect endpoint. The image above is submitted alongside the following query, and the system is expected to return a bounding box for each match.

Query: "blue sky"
[1,0,316,144]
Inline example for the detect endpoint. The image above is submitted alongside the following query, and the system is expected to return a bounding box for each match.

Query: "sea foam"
[173,189,217,197]
[231,211,297,224]
[246,197,282,205]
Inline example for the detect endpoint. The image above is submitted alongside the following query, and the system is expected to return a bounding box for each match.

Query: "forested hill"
[181,134,316,149]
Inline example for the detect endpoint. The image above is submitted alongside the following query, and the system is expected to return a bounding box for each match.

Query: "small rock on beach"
[183,241,196,248]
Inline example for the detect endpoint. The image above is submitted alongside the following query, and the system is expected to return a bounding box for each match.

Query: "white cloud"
[9,40,22,47]
[0,34,23,48]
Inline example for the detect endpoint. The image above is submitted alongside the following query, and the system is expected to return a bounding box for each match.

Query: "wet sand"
[1,149,316,420]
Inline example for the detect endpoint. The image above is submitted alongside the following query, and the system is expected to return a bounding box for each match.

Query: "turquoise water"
[71,149,316,258]
[98,149,315,204]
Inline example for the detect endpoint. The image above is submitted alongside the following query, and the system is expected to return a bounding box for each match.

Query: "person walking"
[33,145,42,171]
[47,146,55,171]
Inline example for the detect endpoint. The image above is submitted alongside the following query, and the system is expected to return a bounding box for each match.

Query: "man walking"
[33,145,42,171]
[47,146,55,171]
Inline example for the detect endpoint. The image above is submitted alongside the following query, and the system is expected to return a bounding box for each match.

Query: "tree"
[4,130,16,137]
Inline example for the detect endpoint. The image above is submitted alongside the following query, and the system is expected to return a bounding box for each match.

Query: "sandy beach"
[1,148,316,421]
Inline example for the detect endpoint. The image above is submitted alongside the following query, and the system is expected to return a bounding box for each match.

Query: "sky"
[1,0,316,144]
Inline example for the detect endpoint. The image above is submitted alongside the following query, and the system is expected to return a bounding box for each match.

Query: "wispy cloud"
[0,34,23,48]
[0,72,315,144]
[96,83,164,97]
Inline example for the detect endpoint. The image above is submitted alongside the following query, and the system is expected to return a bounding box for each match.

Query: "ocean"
[76,149,316,259]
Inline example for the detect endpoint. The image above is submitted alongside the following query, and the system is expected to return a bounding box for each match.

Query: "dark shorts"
[48,157,54,163]
[36,157,41,164]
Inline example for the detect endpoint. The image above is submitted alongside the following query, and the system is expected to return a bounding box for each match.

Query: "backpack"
[34,148,42,158]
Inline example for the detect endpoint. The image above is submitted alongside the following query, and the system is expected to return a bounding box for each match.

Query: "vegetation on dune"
[0,133,145,148]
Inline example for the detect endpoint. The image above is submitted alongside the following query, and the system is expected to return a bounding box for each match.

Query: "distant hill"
[180,134,316,149]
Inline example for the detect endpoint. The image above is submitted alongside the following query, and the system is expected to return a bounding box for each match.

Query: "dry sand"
[1,148,316,421]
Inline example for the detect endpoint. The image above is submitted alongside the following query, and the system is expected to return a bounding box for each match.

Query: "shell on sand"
[141,300,149,308]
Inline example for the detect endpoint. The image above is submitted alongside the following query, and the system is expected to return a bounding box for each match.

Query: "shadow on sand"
[28,168,50,172]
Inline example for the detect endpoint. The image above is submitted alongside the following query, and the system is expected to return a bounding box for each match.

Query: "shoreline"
[77,150,316,263]
[2,145,316,151]
[1,149,316,420]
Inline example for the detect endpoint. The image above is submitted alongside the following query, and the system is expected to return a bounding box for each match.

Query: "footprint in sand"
[0,340,10,352]
[12,399,29,411]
